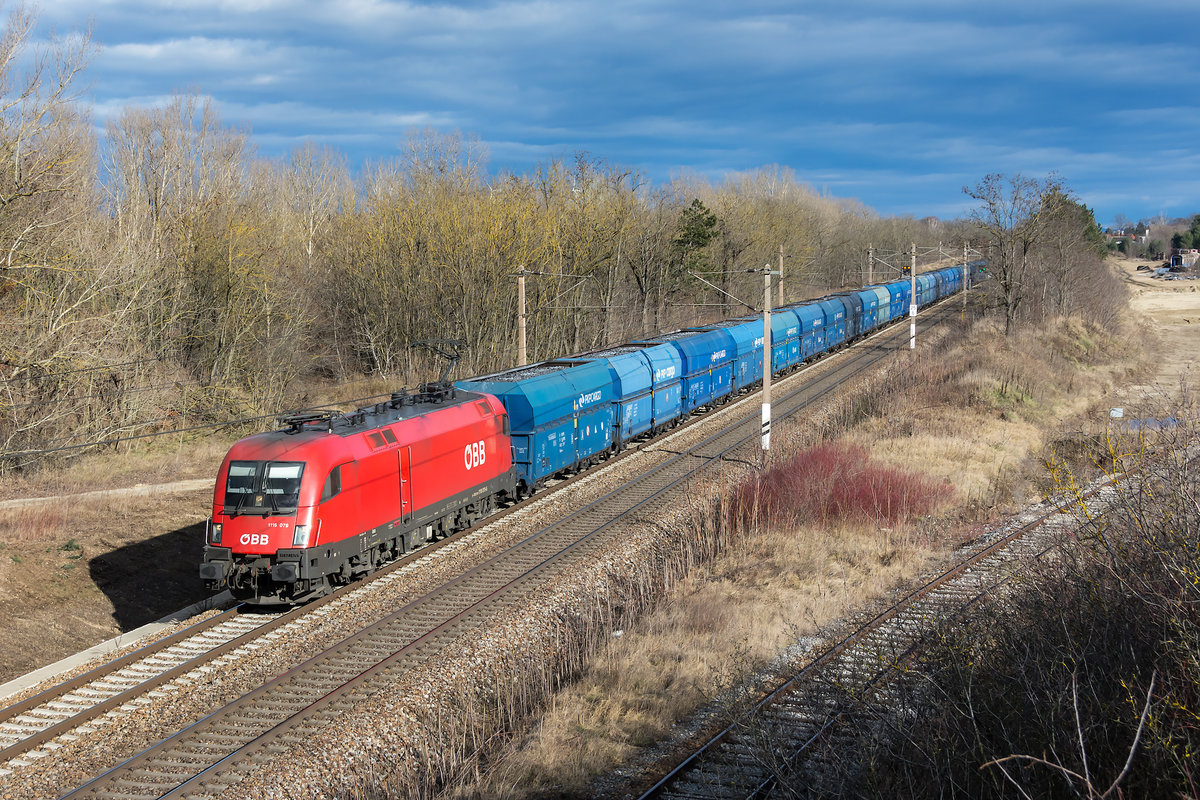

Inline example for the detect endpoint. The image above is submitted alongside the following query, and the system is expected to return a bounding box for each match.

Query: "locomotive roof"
[276,386,491,439]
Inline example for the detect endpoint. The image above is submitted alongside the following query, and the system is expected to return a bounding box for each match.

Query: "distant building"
[1105,230,1150,247]
[1170,249,1199,268]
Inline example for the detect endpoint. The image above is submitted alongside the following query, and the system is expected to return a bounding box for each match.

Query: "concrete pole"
[868,244,874,285]
[963,242,969,314]
[909,242,917,350]
[964,243,971,290]
[762,265,772,452]
[778,244,785,307]
[517,267,527,366]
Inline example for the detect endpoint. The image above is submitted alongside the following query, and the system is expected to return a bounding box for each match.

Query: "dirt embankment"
[0,444,232,684]
[1112,259,1199,395]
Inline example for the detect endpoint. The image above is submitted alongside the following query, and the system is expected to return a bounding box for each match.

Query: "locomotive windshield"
[223,460,305,514]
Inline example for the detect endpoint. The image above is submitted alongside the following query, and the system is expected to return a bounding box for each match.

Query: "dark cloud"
[31,0,1200,224]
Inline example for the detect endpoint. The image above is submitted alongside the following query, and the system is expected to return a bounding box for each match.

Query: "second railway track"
[636,474,1123,800]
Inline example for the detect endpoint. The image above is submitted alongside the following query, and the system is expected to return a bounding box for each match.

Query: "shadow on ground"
[88,520,211,630]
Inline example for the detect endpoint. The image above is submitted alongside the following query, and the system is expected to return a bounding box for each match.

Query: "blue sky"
[33,0,1200,227]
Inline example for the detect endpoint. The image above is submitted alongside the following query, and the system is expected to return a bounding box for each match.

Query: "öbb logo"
[239,533,270,546]
[464,440,486,470]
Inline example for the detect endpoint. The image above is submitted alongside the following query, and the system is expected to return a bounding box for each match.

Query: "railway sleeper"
[667,780,742,799]
[698,761,772,784]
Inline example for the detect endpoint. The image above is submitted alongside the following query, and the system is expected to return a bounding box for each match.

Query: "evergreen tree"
[672,198,719,272]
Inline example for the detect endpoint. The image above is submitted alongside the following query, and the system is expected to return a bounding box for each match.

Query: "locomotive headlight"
[292,524,309,548]
[210,521,223,544]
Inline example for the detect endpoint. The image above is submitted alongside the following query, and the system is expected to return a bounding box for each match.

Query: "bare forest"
[0,13,1118,469]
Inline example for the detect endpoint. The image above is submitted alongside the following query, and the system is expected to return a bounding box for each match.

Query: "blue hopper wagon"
[635,329,735,414]
[577,341,683,449]
[457,359,614,493]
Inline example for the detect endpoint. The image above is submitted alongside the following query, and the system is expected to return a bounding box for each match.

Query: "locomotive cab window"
[321,464,344,503]
[223,460,305,514]
[226,461,258,496]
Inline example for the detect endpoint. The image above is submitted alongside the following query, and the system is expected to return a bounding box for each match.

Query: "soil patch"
[0,481,214,683]
[1113,258,1200,395]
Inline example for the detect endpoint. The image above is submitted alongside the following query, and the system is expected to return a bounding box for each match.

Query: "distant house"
[1105,229,1150,247]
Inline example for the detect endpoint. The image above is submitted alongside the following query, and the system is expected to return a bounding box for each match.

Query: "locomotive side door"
[399,446,413,524]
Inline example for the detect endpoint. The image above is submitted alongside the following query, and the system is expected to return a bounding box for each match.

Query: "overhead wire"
[0,386,401,461]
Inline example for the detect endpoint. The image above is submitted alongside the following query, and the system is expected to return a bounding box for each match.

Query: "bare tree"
[0,5,94,265]
[1031,193,1115,324]
[965,173,1065,334]
[284,141,350,272]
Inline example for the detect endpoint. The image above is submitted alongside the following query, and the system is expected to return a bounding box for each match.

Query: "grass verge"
[820,398,1199,799]
[442,313,1151,799]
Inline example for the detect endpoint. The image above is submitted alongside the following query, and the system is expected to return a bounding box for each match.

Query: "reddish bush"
[728,442,950,529]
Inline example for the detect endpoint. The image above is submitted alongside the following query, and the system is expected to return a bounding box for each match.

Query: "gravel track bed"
[2,308,945,800]
[0,345,842,800]
[0,608,233,712]
[215,483,749,800]
[205,330,941,799]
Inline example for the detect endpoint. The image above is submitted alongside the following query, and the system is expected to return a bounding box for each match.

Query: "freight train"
[200,262,982,604]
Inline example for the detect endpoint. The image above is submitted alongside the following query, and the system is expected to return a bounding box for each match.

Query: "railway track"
[55,300,966,800]
[0,370,715,779]
[635,476,1121,800]
[0,295,966,800]
[0,609,279,770]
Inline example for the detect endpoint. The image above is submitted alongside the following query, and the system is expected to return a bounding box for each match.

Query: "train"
[200,262,983,604]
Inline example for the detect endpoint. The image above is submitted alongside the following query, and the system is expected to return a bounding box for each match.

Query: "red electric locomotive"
[199,383,515,604]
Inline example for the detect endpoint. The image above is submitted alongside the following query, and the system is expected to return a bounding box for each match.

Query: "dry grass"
[0,486,211,683]
[448,313,1151,799]
[0,437,232,503]
[464,515,953,797]
[840,400,1200,799]
[0,503,76,544]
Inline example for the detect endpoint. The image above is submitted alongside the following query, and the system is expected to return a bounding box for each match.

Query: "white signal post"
[909,242,917,350]
[751,264,781,453]
[517,266,528,366]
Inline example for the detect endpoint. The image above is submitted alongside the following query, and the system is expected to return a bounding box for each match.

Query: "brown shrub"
[728,441,951,530]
